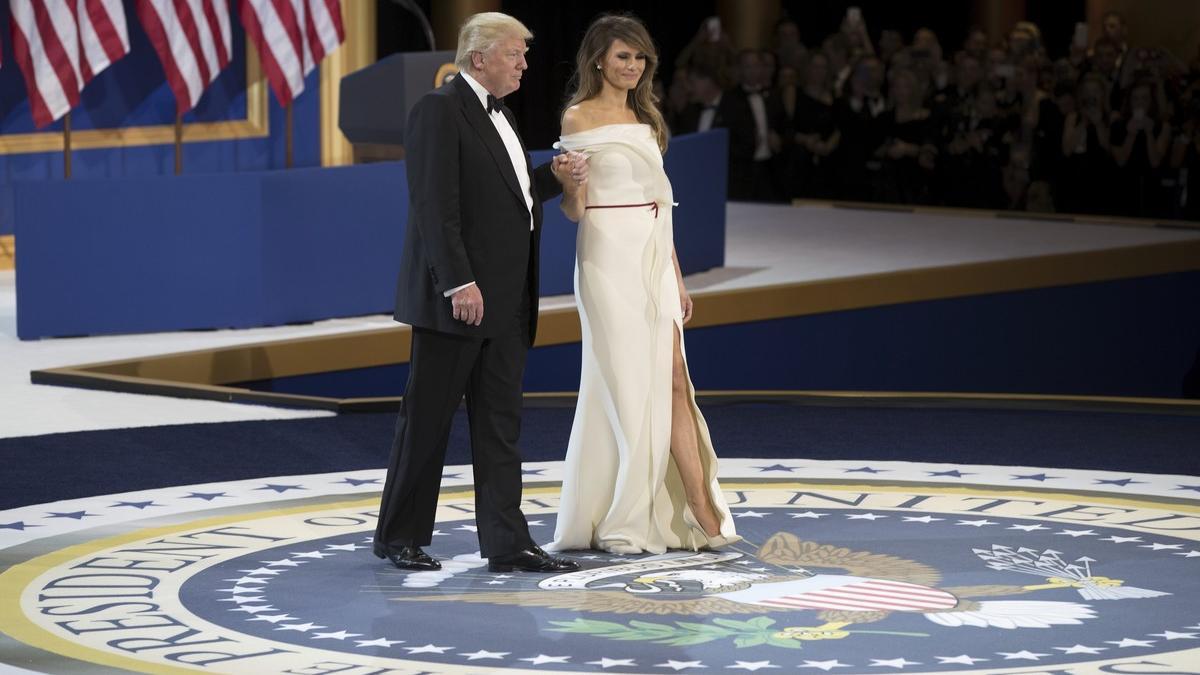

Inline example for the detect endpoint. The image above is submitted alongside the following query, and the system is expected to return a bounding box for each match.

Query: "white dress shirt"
[698,94,721,132]
[446,72,535,297]
[746,88,772,161]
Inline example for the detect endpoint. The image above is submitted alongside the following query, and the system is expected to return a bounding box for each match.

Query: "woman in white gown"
[548,14,739,554]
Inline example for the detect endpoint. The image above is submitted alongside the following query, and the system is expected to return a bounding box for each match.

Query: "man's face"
[739,53,766,88]
[475,36,528,98]
[965,30,987,56]
[688,74,717,102]
[777,22,799,46]
[1104,16,1124,43]
[957,57,982,90]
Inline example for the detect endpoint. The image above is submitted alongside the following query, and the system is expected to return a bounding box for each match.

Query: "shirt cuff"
[444,281,476,297]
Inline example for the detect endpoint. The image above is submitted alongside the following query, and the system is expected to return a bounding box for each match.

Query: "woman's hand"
[552,151,588,187]
[679,285,694,324]
[555,151,588,221]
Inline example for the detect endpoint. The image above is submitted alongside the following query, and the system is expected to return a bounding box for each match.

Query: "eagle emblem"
[389,532,1169,648]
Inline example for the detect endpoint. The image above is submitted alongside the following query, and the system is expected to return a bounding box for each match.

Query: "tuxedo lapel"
[452,75,525,205]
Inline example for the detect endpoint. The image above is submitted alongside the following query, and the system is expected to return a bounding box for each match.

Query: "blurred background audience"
[660,5,1200,219]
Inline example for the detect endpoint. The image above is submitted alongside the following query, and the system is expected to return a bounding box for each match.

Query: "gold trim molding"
[0,235,13,270]
[320,2,377,167]
[0,39,269,155]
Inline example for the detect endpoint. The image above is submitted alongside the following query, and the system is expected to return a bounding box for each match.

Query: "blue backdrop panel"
[15,175,264,336]
[15,131,728,338]
[259,163,407,324]
[663,129,728,273]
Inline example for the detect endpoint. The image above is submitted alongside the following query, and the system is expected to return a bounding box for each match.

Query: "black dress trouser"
[374,295,534,558]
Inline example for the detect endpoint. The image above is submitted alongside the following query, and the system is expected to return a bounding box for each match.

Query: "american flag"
[134,0,233,115]
[239,0,344,106]
[9,0,131,128]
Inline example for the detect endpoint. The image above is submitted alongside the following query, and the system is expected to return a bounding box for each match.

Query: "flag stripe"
[9,8,61,127]
[173,0,214,90]
[11,1,74,126]
[817,587,953,606]
[9,0,129,126]
[238,1,297,106]
[135,0,231,114]
[201,0,232,67]
[307,0,343,61]
[136,1,198,111]
[271,0,308,72]
[239,0,343,106]
[269,0,309,83]
[761,579,958,613]
[81,0,131,70]
[793,590,951,610]
[71,2,95,82]
[41,0,85,91]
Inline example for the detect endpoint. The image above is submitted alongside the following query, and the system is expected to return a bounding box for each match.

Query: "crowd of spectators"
[660,10,1200,221]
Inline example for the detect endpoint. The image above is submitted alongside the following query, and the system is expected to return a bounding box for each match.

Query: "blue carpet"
[2,402,1197,510]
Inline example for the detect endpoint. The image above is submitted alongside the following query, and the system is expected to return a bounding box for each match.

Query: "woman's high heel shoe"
[682,505,741,551]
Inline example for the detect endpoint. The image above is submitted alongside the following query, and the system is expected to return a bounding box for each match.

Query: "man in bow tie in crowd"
[374,12,587,574]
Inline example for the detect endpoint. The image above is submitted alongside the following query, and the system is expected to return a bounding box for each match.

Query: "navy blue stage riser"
[14,131,728,339]
[240,271,1200,400]
[0,1,321,236]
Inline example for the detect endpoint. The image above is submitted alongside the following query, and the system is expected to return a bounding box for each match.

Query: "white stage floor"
[2,203,1196,439]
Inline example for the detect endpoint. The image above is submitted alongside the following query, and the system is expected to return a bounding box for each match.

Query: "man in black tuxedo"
[374,12,586,574]
[724,50,780,201]
[673,63,726,136]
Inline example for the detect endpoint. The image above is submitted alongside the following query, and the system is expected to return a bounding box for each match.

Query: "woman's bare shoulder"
[561,103,595,135]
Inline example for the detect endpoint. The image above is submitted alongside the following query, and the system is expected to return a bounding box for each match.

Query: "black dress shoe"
[488,546,580,573]
[373,543,441,570]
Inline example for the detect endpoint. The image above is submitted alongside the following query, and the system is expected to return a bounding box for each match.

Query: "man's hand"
[451,284,484,326]
[552,151,589,187]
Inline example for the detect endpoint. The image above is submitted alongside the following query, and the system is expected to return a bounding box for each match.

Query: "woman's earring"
[596,64,602,70]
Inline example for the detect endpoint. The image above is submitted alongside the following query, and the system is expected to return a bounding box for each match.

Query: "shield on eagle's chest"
[718,575,958,612]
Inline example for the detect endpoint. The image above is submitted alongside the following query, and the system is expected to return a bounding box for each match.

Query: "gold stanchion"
[972,0,1027,46]
[717,0,781,51]
[320,1,377,167]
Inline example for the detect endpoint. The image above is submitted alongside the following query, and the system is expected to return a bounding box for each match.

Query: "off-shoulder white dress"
[547,124,739,554]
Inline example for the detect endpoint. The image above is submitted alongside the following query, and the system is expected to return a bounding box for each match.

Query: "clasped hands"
[552,150,589,190]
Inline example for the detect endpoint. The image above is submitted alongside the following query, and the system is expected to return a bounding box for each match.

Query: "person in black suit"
[673,63,725,136]
[373,12,586,574]
[724,50,780,201]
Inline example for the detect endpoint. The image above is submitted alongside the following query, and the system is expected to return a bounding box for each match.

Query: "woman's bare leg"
[669,326,721,536]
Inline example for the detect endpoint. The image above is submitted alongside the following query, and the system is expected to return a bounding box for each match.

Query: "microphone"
[388,0,436,50]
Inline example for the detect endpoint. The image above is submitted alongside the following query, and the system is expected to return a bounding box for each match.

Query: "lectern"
[338,50,457,162]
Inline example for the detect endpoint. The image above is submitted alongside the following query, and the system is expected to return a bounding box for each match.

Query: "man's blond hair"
[454,12,533,71]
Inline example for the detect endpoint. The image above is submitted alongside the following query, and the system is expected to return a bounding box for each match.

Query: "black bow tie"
[486,94,503,114]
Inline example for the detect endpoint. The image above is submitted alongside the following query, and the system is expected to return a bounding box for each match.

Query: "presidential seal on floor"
[1,459,1198,673]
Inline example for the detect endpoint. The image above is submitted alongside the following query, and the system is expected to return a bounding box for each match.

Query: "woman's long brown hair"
[564,13,668,152]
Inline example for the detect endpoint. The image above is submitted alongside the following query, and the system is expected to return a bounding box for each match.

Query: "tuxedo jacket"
[393,74,562,343]
[722,86,769,162]
[674,100,728,137]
